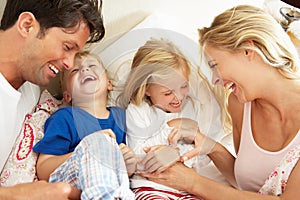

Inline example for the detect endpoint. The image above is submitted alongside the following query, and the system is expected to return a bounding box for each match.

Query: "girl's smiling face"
[146,68,189,113]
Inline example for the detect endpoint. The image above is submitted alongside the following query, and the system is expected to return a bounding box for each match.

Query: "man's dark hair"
[0,0,105,43]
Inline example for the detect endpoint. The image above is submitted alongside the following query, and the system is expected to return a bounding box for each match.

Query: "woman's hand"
[138,162,199,192]
[139,145,180,174]
[119,143,137,176]
[167,118,216,162]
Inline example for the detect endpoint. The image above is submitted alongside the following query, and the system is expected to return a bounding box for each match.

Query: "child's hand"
[119,143,137,176]
[141,145,180,174]
[96,129,116,139]
[167,118,216,162]
[167,118,198,146]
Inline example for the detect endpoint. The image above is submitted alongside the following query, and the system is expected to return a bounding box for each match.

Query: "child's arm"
[36,153,72,181]
[119,143,137,176]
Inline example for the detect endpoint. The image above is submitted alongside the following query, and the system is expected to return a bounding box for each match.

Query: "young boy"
[33,51,135,200]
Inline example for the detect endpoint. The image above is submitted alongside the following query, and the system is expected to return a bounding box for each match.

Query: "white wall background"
[1,0,265,45]
[0,0,266,96]
[101,0,264,41]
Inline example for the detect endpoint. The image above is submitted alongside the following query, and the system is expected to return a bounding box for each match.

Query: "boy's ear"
[17,12,37,37]
[63,91,72,103]
[107,80,113,91]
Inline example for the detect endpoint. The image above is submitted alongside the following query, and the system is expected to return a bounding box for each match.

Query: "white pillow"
[0,90,62,186]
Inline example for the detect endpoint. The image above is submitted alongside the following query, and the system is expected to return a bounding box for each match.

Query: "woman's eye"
[210,63,217,69]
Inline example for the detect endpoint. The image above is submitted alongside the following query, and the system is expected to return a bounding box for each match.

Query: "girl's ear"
[145,88,151,97]
[17,12,36,37]
[63,91,72,104]
[107,80,113,91]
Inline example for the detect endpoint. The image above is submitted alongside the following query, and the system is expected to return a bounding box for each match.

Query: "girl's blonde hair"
[198,4,300,128]
[117,38,191,108]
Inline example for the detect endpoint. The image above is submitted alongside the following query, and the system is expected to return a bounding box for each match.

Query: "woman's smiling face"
[204,44,251,103]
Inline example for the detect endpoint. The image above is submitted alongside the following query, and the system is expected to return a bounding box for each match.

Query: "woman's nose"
[211,68,223,86]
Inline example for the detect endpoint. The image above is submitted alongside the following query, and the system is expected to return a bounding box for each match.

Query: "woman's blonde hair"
[117,38,191,108]
[199,4,299,79]
[198,4,300,128]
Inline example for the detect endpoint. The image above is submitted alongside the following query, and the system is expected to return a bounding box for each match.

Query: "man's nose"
[62,54,76,70]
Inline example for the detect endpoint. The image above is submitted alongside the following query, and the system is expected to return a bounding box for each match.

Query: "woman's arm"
[141,162,281,200]
[36,153,72,181]
[208,142,237,187]
[167,117,237,187]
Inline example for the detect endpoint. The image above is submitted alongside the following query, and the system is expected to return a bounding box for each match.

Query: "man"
[0,0,104,198]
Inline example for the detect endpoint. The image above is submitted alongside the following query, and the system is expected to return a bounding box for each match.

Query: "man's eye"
[71,69,79,73]
[64,45,72,51]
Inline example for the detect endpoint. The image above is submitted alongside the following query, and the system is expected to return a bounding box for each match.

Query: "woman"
[141,5,300,199]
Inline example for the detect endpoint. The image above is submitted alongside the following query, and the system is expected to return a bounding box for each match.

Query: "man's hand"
[0,181,81,199]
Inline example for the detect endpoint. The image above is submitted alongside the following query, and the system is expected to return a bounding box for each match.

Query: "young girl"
[117,38,225,199]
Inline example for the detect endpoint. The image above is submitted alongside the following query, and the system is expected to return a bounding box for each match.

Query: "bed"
[0,12,235,187]
[92,13,235,186]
